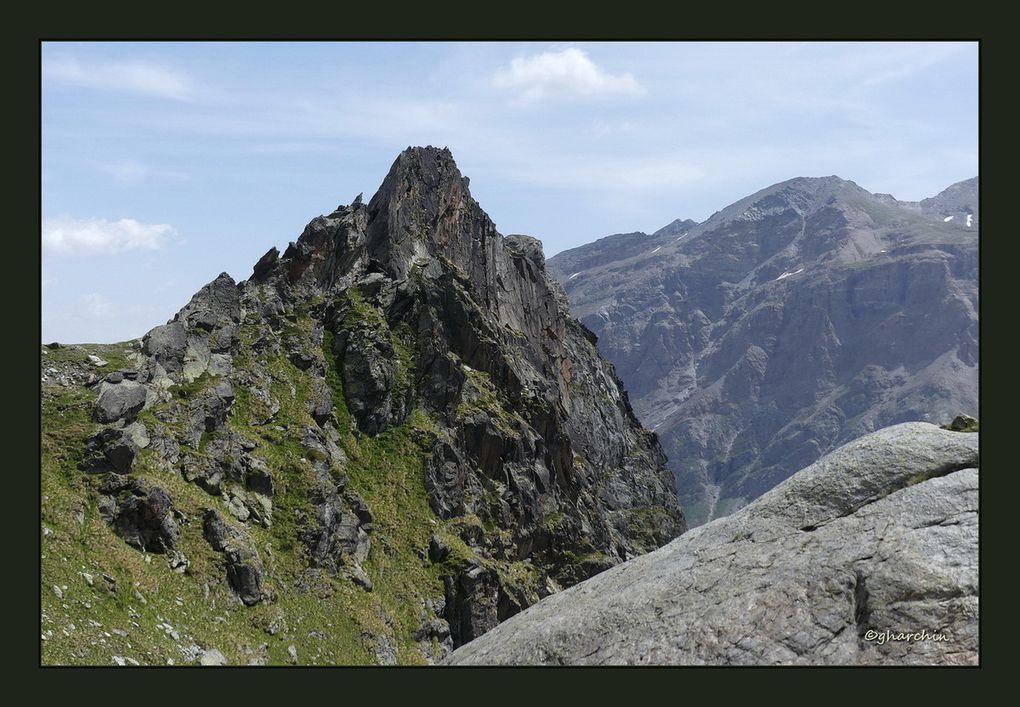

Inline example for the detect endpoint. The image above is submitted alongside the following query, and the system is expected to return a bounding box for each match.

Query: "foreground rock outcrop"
[549,177,978,526]
[446,422,978,665]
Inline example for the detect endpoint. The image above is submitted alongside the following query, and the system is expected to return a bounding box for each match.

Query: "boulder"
[179,273,241,331]
[446,423,979,666]
[943,414,978,433]
[121,421,150,449]
[198,648,227,666]
[183,380,235,446]
[80,427,139,474]
[98,477,181,555]
[202,509,266,606]
[93,380,148,423]
[143,322,187,374]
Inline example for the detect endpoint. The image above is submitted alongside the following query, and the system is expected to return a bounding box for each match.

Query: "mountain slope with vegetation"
[40,147,683,666]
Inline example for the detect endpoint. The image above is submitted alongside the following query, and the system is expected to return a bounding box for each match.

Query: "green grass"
[618,506,676,553]
[542,511,567,530]
[391,321,417,400]
[42,309,453,664]
[322,329,354,433]
[41,341,140,372]
[456,365,526,434]
[339,287,385,331]
[340,409,446,664]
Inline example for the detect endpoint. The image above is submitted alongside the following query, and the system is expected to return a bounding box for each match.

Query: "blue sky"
[42,41,978,344]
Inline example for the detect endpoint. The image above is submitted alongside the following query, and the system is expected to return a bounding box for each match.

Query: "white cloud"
[45,58,193,100]
[492,48,643,103]
[95,160,149,185]
[42,216,176,256]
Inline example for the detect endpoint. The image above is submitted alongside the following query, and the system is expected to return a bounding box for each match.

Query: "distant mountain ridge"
[549,175,978,525]
[548,219,699,280]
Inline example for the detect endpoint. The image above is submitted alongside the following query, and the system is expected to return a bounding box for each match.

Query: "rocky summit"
[549,177,978,526]
[446,422,979,666]
[40,147,683,666]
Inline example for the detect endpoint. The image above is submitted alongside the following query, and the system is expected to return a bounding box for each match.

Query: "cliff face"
[41,146,683,665]
[549,177,978,525]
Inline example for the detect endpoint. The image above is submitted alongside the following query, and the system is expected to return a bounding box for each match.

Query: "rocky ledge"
[446,422,978,665]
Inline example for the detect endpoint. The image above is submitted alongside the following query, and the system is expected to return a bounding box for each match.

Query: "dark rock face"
[203,509,266,606]
[183,380,235,448]
[302,478,374,571]
[331,312,403,435]
[97,477,186,571]
[80,427,139,474]
[78,146,681,661]
[444,562,509,644]
[250,146,684,646]
[446,423,979,666]
[549,176,978,526]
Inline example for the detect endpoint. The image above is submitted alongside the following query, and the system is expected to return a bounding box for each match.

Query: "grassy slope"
[40,329,450,665]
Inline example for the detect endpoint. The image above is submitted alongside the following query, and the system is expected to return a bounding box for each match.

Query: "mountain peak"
[652,218,699,238]
[393,144,457,169]
[43,144,684,663]
[373,146,467,207]
[921,176,978,217]
[363,146,487,280]
[766,175,867,199]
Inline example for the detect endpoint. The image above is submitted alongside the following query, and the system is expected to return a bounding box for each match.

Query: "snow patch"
[966,214,973,228]
[568,272,581,280]
[674,232,688,242]
[943,215,954,222]
[774,268,804,281]
[650,246,662,254]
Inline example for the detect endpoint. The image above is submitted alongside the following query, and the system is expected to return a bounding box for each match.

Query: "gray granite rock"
[93,380,147,423]
[446,423,978,666]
